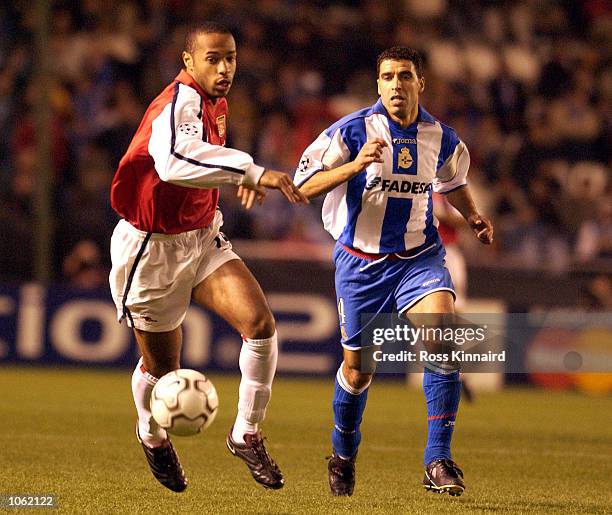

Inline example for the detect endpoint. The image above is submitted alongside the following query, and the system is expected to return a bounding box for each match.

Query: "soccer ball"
[150,369,219,436]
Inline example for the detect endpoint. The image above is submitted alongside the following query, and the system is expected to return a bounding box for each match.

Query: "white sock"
[132,357,167,447]
[232,331,278,444]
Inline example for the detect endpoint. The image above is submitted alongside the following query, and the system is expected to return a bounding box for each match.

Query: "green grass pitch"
[2,367,611,514]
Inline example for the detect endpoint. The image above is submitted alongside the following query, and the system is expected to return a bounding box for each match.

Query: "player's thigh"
[406,290,455,315]
[402,289,456,333]
[192,259,275,339]
[134,327,182,378]
[402,290,457,360]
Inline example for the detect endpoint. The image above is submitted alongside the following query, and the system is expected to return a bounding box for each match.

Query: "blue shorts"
[333,240,455,349]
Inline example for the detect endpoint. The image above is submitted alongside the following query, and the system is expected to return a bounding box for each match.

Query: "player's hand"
[353,138,387,172]
[259,170,310,204]
[237,185,266,209]
[467,214,494,244]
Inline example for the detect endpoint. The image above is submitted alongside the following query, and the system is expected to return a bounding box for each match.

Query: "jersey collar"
[175,69,211,103]
[372,98,436,126]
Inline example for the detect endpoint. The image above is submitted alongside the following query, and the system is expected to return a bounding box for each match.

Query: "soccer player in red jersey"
[109,22,308,492]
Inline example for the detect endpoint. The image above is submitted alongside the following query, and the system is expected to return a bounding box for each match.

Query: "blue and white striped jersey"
[294,99,469,254]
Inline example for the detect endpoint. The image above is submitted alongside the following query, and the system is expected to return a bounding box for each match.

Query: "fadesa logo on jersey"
[365,177,432,194]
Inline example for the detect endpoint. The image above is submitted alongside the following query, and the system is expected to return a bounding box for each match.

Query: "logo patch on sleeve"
[178,123,200,136]
[298,156,311,174]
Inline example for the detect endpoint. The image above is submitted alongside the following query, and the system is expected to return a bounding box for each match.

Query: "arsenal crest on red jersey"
[216,115,226,138]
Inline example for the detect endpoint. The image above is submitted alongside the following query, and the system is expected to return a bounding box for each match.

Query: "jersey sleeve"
[148,83,264,188]
[433,135,470,194]
[294,128,351,187]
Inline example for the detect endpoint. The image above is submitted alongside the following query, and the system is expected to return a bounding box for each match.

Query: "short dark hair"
[376,47,424,77]
[184,22,233,53]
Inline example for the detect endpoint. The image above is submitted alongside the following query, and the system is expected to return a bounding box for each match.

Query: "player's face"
[377,59,424,123]
[182,33,237,98]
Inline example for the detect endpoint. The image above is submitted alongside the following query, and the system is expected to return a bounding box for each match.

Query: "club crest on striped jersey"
[398,147,413,169]
[216,115,226,138]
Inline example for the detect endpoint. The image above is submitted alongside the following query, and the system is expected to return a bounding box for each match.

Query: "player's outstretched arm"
[298,139,387,199]
[445,185,494,244]
[151,85,267,189]
[238,170,309,209]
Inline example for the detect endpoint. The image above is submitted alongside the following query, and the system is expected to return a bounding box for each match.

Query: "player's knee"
[345,367,373,391]
[240,310,276,340]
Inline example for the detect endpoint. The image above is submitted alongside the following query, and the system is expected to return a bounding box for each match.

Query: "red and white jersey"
[110,70,264,234]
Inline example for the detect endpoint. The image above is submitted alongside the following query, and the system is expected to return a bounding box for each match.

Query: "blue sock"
[423,368,461,465]
[331,365,369,459]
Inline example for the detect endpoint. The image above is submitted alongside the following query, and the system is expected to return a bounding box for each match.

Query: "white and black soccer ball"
[150,369,219,436]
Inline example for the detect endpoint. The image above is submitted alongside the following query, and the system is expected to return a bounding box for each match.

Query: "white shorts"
[443,243,467,310]
[109,210,239,332]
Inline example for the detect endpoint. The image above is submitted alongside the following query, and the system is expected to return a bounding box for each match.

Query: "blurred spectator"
[62,240,108,290]
[56,143,117,270]
[0,146,36,280]
[581,274,612,311]
[96,80,146,168]
[11,81,71,182]
[576,198,612,262]
[489,64,527,134]
[0,0,609,282]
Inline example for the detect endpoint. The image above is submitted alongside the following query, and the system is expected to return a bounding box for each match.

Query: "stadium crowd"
[0,0,610,283]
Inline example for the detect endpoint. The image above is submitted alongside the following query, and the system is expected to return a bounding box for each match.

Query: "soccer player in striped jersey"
[295,47,493,497]
[109,22,307,492]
